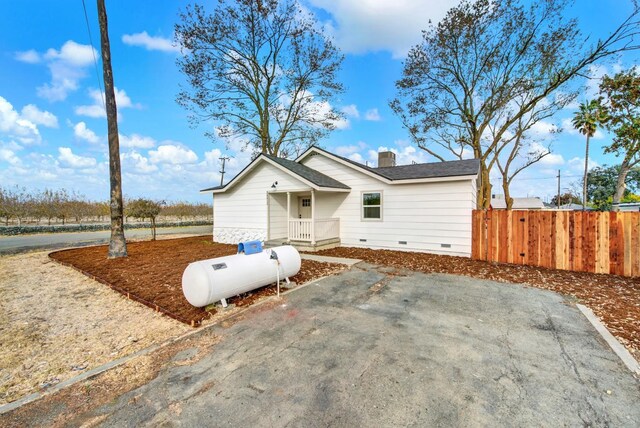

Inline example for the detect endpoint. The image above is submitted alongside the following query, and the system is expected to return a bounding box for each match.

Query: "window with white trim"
[362,192,382,220]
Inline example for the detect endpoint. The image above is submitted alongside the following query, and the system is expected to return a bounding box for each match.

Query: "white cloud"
[341,104,359,118]
[121,150,158,174]
[348,153,364,163]
[20,105,58,128]
[75,87,139,118]
[0,148,21,165]
[35,40,98,102]
[203,148,223,165]
[119,133,156,149]
[529,142,564,166]
[368,143,430,166]
[122,31,179,52]
[44,40,95,66]
[0,96,41,145]
[568,156,599,173]
[307,99,349,130]
[149,144,198,164]
[15,49,41,64]
[334,140,432,166]
[529,120,558,139]
[309,0,459,58]
[58,147,97,168]
[364,108,381,121]
[73,122,100,144]
[538,153,564,166]
[335,142,367,156]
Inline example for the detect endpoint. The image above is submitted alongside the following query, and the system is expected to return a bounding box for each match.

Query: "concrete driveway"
[15,263,640,426]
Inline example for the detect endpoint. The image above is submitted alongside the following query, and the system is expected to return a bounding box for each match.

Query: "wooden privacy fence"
[471,210,640,277]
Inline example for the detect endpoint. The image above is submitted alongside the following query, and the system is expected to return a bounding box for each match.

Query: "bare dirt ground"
[49,237,344,326]
[0,250,189,406]
[314,247,640,362]
[1,236,343,407]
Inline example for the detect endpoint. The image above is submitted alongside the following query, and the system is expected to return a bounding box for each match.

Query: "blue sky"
[0,0,638,203]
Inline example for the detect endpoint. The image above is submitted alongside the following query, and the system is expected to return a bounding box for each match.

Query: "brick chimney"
[378,151,396,167]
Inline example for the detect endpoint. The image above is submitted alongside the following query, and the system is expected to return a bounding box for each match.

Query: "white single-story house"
[489,195,545,210]
[201,146,480,257]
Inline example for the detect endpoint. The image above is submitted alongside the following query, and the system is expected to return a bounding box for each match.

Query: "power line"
[81,0,105,109]
[491,174,582,182]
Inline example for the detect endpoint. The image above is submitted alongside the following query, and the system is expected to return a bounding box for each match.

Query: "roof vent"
[378,151,396,168]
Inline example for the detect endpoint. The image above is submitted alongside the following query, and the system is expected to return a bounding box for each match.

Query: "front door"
[298,196,311,218]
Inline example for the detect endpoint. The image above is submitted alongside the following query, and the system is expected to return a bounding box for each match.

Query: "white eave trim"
[388,174,479,184]
[201,154,349,194]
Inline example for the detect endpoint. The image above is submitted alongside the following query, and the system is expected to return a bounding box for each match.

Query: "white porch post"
[311,189,316,245]
[286,192,291,242]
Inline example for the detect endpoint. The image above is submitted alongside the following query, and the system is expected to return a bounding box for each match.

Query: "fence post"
[484,210,489,262]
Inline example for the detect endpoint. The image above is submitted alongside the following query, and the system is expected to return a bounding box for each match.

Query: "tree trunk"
[582,134,590,210]
[98,0,127,258]
[612,157,631,211]
[152,217,157,240]
[476,163,492,209]
[502,177,513,210]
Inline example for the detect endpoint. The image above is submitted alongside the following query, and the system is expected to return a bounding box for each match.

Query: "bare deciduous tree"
[175,0,345,158]
[391,0,640,209]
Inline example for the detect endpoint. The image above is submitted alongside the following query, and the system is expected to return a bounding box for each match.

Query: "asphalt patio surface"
[4,262,640,427]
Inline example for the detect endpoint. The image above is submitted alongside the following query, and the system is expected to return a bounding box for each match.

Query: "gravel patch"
[0,250,188,405]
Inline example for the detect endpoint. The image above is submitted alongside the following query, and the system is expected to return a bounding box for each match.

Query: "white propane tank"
[181,245,301,307]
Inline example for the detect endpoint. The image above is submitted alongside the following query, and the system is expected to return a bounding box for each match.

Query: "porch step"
[263,238,340,252]
[264,239,289,248]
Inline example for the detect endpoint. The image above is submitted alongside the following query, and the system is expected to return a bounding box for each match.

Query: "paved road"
[9,263,639,426]
[0,225,213,254]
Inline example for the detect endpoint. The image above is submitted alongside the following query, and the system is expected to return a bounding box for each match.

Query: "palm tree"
[572,100,607,210]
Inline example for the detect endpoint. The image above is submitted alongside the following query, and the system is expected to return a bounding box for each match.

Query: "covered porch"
[267,189,346,251]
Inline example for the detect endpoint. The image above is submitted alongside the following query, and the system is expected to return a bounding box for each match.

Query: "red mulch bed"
[313,247,640,359]
[49,236,343,327]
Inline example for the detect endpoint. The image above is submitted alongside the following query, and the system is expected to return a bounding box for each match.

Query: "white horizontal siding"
[314,191,346,218]
[269,193,287,239]
[302,154,475,256]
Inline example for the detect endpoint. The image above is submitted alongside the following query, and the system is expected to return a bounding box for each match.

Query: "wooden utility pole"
[98,0,127,258]
[219,156,230,186]
[557,169,561,209]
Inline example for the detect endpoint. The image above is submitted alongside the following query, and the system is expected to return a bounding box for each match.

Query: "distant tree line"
[549,165,640,211]
[0,186,211,226]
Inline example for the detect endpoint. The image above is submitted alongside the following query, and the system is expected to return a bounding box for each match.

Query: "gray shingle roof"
[309,147,480,181]
[263,154,350,189]
[202,148,481,192]
[375,159,480,180]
